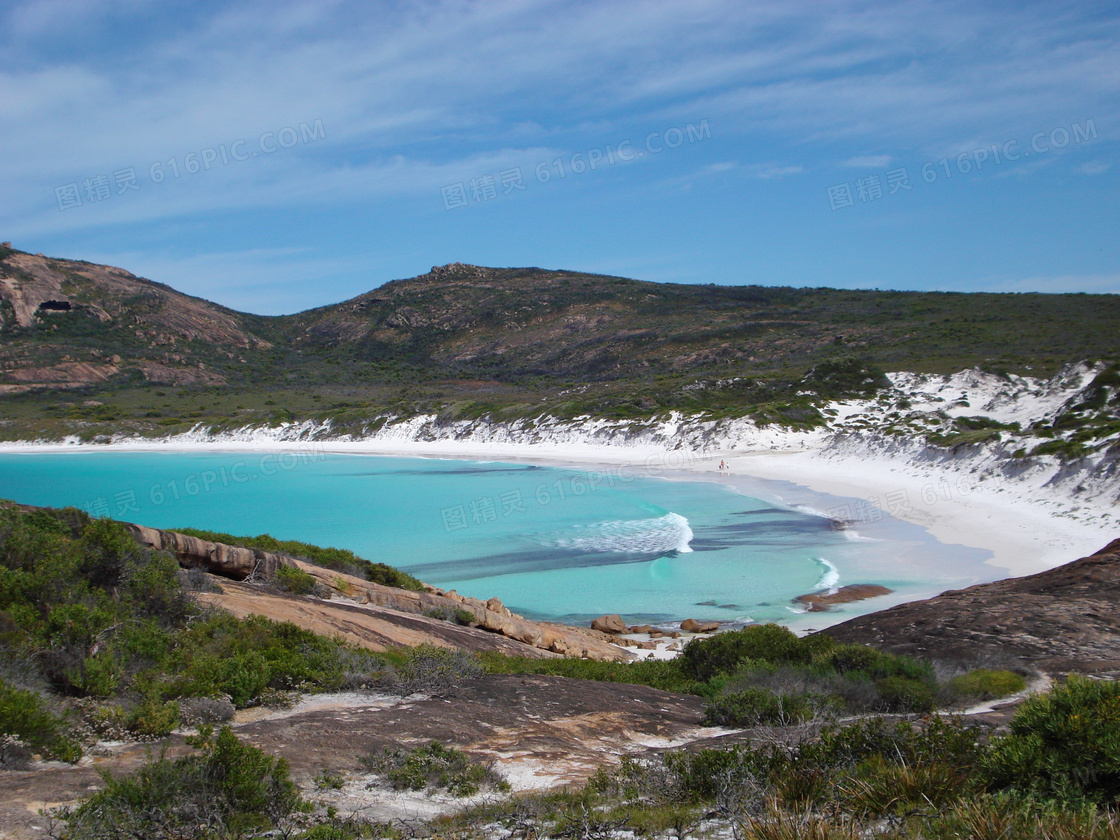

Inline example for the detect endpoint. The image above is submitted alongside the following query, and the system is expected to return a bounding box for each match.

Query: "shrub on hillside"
[980,675,1120,806]
[0,678,81,765]
[390,645,482,696]
[272,564,319,596]
[942,669,1027,706]
[60,726,301,839]
[703,688,827,728]
[361,740,508,797]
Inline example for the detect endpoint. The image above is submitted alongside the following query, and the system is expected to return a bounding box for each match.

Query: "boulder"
[681,618,719,633]
[628,624,657,634]
[795,584,892,612]
[591,614,628,634]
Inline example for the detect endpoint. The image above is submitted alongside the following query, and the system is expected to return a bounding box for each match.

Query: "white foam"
[551,512,694,554]
[814,557,839,592]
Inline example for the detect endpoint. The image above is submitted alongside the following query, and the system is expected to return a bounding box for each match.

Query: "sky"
[1,0,1118,315]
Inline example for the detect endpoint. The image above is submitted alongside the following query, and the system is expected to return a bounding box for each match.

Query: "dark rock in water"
[824,539,1120,677]
[681,618,719,633]
[794,584,892,612]
[695,600,719,606]
[591,614,628,634]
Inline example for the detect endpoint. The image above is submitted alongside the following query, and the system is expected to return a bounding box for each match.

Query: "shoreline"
[1,430,1113,586]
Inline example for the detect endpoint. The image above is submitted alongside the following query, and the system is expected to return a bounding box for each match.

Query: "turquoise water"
[0,449,987,625]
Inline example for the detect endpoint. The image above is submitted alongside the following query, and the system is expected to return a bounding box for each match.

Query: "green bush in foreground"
[981,675,1120,807]
[0,505,390,715]
[0,678,81,764]
[60,726,303,839]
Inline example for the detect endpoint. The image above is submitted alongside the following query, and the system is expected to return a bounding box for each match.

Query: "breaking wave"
[814,557,840,592]
[551,512,694,554]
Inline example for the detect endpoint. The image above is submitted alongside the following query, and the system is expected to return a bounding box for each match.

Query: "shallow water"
[0,449,991,626]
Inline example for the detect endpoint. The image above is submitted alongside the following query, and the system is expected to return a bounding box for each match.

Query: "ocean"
[0,448,992,627]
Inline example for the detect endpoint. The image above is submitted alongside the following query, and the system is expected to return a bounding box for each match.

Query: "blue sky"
[1,0,1117,314]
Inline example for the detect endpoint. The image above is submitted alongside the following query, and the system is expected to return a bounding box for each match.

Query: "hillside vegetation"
[2,249,1118,440]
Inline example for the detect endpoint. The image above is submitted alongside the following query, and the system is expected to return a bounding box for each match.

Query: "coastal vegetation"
[4,503,1118,837]
[482,623,1024,720]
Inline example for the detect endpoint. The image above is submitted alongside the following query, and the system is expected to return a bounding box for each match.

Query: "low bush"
[361,740,508,797]
[874,675,936,713]
[679,624,820,680]
[703,688,825,727]
[178,695,235,726]
[125,693,180,739]
[943,668,1027,705]
[0,678,81,764]
[480,651,705,695]
[59,726,302,839]
[422,606,476,626]
[981,675,1120,807]
[272,564,319,596]
[390,645,482,696]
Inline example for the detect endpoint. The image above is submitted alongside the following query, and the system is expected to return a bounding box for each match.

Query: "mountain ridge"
[2,245,1119,444]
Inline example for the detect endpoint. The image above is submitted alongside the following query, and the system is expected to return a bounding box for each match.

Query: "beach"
[2,419,1113,585]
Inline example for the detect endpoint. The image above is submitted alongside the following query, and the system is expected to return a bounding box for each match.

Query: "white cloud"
[1078,161,1112,175]
[843,155,892,168]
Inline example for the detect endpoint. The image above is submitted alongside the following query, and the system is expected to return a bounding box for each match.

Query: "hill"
[826,537,1120,677]
[2,246,1119,440]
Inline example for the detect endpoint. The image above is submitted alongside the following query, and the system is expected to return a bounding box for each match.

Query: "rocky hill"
[3,245,1120,443]
[120,519,631,662]
[0,248,269,393]
[825,538,1120,677]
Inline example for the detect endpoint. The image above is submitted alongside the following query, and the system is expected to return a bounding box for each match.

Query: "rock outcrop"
[794,584,892,612]
[681,619,719,633]
[825,538,1120,676]
[124,523,631,662]
[591,614,628,634]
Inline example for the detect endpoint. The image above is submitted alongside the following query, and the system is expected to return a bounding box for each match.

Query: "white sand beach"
[2,420,1114,583]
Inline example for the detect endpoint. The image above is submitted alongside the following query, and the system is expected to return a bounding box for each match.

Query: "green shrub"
[481,651,706,695]
[273,564,319,596]
[703,688,822,727]
[126,693,180,739]
[391,645,482,696]
[680,624,809,681]
[61,726,301,838]
[361,740,508,797]
[944,669,1027,704]
[422,606,476,626]
[0,678,81,764]
[981,676,1120,806]
[874,676,936,713]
